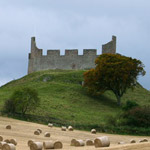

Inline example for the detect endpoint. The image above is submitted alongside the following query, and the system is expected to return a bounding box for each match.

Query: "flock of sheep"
[0,123,149,150]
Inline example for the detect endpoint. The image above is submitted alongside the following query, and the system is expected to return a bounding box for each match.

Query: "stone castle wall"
[102,36,116,54]
[28,36,116,74]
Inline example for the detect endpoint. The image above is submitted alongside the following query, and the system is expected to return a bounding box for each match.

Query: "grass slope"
[0,69,150,128]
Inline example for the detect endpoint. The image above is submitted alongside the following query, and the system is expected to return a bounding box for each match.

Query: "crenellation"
[28,36,116,74]
[65,49,78,56]
[83,49,97,55]
[47,50,60,56]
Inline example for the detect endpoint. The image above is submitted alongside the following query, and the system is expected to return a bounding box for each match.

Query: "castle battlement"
[28,36,116,74]
[47,50,60,56]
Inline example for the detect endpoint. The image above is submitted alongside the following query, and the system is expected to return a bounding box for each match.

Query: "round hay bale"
[91,129,96,134]
[94,136,110,147]
[68,126,73,131]
[30,142,43,150]
[118,141,126,145]
[44,132,50,137]
[61,126,67,131]
[2,143,16,150]
[54,141,63,149]
[0,136,3,141]
[143,138,148,142]
[28,140,35,147]
[0,142,6,149]
[43,141,54,149]
[10,139,17,146]
[86,139,94,146]
[4,139,10,143]
[70,139,76,146]
[2,143,7,150]
[130,139,136,143]
[75,140,85,147]
[37,129,42,133]
[29,144,34,150]
[34,130,40,135]
[48,123,53,127]
[139,138,148,143]
[6,125,11,129]
[139,139,143,143]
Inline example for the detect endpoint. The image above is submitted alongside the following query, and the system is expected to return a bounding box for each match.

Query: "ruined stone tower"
[102,36,116,54]
[28,36,116,74]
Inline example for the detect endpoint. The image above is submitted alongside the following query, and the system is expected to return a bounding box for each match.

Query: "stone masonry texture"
[28,36,116,74]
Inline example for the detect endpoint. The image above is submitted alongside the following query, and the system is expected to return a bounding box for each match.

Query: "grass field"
[0,69,150,130]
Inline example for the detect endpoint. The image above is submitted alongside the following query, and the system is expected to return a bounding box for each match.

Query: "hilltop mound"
[0,70,150,131]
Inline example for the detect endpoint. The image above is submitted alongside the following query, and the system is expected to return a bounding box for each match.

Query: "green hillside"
[0,70,150,131]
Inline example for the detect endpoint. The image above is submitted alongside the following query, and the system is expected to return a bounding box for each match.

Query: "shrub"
[122,100,139,111]
[106,115,117,126]
[3,99,16,114]
[123,106,150,127]
[3,87,40,115]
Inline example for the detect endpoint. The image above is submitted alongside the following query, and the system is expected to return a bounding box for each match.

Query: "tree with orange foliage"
[84,54,145,106]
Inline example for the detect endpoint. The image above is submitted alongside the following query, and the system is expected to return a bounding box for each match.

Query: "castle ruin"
[28,36,116,74]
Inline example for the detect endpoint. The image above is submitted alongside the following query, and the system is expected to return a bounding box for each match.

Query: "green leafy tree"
[84,54,145,106]
[4,87,40,115]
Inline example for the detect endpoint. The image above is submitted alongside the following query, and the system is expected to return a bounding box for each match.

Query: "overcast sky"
[0,0,150,89]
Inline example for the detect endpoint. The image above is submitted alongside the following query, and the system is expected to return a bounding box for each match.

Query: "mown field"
[0,70,150,132]
[1,116,150,150]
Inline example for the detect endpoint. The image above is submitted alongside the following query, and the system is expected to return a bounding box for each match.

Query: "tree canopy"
[83,54,145,106]
[4,87,40,115]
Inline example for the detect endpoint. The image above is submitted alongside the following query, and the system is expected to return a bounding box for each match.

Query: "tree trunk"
[116,94,121,106]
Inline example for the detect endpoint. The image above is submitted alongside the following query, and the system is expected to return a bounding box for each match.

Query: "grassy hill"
[0,69,150,131]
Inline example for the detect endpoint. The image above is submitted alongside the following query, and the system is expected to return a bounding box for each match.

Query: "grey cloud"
[0,0,150,89]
